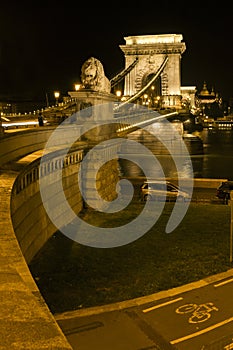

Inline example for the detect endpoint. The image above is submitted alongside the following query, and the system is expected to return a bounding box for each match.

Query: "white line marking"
[170,317,233,344]
[224,342,233,349]
[142,297,183,313]
[214,278,233,287]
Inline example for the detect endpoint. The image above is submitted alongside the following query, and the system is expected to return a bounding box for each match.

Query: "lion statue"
[80,57,111,94]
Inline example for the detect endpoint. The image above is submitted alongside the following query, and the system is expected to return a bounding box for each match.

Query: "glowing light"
[125,34,183,45]
[54,91,60,104]
[74,84,81,91]
[116,90,122,98]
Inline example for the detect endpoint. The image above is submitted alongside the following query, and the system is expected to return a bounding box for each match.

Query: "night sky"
[0,2,232,103]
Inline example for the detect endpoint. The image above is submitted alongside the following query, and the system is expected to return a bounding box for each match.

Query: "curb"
[55,267,233,320]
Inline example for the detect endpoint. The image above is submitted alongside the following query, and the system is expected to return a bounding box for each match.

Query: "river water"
[192,128,233,179]
[119,127,233,181]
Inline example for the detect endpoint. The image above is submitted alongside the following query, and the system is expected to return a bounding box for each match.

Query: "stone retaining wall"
[11,149,84,264]
[0,170,73,349]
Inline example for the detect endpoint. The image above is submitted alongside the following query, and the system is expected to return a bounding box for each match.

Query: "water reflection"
[193,129,233,179]
[119,126,233,180]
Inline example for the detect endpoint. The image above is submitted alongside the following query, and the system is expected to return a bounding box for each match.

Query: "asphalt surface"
[55,269,233,350]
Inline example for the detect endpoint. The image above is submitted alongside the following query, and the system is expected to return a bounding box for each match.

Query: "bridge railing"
[13,148,84,195]
[115,110,178,133]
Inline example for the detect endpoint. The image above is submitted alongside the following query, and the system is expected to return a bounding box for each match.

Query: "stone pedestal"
[68,90,118,143]
[68,90,123,211]
[80,140,122,211]
[68,90,117,119]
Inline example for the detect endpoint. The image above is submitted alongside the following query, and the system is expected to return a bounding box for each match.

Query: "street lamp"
[74,83,81,91]
[0,112,4,136]
[54,91,60,105]
[143,94,148,107]
[116,90,122,100]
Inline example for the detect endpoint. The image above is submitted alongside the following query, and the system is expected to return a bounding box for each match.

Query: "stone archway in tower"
[142,73,161,96]
[141,72,162,108]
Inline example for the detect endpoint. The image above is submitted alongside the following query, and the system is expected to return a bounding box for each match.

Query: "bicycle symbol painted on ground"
[175,302,218,323]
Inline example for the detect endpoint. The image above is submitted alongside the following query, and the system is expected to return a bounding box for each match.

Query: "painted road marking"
[142,297,183,313]
[170,316,233,344]
[175,302,218,324]
[224,342,233,349]
[214,278,233,288]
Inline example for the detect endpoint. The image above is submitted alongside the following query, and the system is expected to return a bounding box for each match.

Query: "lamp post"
[230,191,233,263]
[54,91,60,105]
[150,85,155,108]
[0,112,4,136]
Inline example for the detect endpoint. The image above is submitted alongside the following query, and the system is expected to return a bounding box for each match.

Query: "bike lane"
[56,269,233,350]
[135,274,233,349]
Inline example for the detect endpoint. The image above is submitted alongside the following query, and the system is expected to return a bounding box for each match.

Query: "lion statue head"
[80,57,111,94]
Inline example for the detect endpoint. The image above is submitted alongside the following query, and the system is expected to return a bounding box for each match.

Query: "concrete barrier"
[193,178,228,188]
[128,176,228,189]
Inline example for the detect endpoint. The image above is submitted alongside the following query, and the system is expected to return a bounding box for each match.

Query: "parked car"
[216,181,233,203]
[140,180,191,202]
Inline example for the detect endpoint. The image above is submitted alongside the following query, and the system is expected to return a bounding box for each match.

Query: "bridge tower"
[119,34,186,109]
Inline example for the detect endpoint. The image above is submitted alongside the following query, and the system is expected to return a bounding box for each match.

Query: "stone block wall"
[10,150,84,264]
[0,170,73,350]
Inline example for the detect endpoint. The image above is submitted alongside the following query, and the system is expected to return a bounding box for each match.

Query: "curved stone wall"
[10,148,84,264]
[0,136,85,349]
[0,169,73,349]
